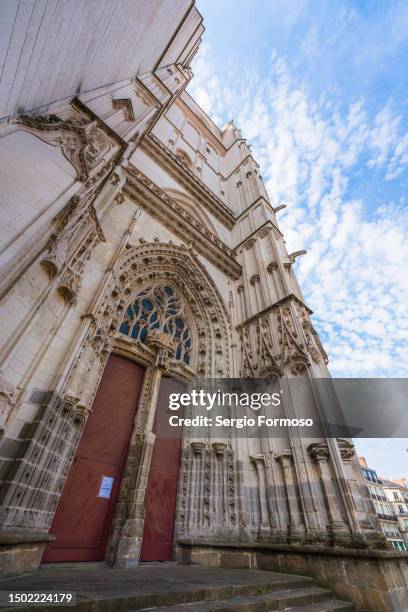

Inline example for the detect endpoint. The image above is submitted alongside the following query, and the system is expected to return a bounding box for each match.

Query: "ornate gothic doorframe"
[0,239,231,568]
[96,242,232,567]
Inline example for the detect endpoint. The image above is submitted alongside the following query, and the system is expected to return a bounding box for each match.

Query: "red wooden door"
[43,355,144,562]
[140,377,185,561]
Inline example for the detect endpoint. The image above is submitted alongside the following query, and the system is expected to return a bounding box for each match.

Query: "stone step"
[284,601,355,611]
[0,573,317,612]
[136,586,354,611]
[0,566,355,612]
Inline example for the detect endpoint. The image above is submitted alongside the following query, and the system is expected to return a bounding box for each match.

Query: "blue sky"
[188,0,408,477]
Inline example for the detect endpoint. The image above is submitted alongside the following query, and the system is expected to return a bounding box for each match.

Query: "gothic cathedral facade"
[0,1,382,573]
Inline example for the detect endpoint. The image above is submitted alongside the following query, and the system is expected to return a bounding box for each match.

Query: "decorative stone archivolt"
[98,241,231,378]
[164,189,218,236]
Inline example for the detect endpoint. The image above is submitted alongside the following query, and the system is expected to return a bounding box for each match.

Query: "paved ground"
[0,563,312,610]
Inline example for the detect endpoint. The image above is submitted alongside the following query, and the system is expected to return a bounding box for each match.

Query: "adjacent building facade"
[382,478,408,550]
[0,0,388,575]
[359,458,407,551]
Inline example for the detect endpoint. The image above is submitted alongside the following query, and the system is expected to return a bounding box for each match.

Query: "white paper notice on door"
[98,476,114,498]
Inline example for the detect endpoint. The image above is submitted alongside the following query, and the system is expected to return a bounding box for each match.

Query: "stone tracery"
[119,284,192,365]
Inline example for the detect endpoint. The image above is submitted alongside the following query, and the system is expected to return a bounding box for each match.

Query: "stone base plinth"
[0,532,54,577]
[177,538,408,612]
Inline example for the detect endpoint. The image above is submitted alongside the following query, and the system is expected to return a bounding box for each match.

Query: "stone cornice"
[237,294,313,329]
[234,220,284,250]
[235,196,277,221]
[177,538,408,559]
[123,165,241,280]
[142,133,235,229]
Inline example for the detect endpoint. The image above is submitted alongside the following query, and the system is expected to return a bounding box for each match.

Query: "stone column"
[308,443,351,545]
[212,442,226,532]
[275,450,305,541]
[189,442,206,533]
[237,284,246,322]
[112,366,161,567]
[250,455,270,533]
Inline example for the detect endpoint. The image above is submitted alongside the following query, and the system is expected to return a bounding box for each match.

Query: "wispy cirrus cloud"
[188,44,408,377]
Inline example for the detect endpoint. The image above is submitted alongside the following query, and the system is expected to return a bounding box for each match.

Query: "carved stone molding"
[14,102,122,183]
[308,443,330,462]
[337,439,356,462]
[267,262,278,273]
[212,442,227,459]
[191,441,206,456]
[112,98,135,121]
[146,329,177,368]
[143,132,235,229]
[123,166,241,279]
[0,373,18,431]
[275,450,293,468]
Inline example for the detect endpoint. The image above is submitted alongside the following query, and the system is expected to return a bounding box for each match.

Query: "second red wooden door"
[43,355,145,562]
[140,377,185,561]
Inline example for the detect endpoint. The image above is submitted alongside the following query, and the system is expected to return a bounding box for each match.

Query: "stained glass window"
[119,285,192,365]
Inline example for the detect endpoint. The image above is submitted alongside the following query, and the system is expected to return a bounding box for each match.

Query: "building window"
[119,285,192,365]
[394,492,400,500]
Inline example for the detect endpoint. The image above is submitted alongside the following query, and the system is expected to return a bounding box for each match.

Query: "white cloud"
[188,50,408,377]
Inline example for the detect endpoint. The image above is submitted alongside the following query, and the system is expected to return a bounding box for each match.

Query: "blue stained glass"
[142,299,153,311]
[119,285,192,364]
[120,321,130,335]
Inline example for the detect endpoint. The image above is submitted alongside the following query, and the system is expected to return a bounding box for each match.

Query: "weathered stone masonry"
[0,4,402,606]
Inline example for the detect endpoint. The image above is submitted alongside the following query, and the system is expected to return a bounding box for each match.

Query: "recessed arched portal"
[43,241,231,566]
